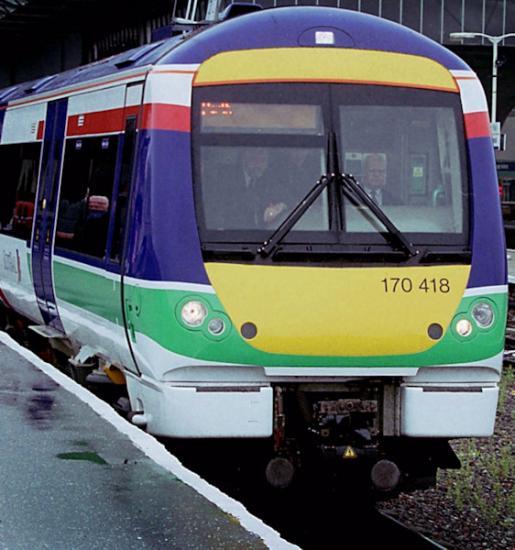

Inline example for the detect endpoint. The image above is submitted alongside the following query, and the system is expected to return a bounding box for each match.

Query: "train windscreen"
[193,83,469,256]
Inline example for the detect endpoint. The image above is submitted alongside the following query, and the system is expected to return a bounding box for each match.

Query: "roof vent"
[0,85,19,102]
[115,41,164,69]
[25,74,57,94]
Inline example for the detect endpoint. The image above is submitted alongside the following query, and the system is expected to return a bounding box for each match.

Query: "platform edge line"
[0,330,299,550]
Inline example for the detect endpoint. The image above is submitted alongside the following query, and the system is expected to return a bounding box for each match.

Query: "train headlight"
[208,317,225,335]
[181,300,208,327]
[472,302,494,328]
[455,319,473,337]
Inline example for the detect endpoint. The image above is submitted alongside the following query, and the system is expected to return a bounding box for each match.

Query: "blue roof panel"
[1,36,185,103]
[0,7,469,104]
[160,7,469,71]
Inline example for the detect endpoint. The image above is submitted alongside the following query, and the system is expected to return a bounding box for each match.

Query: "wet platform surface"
[0,339,269,549]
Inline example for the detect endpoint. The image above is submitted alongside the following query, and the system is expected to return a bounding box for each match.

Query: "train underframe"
[264,382,460,493]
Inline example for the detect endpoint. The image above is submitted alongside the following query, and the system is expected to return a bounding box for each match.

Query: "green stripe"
[128,286,506,367]
[54,262,507,368]
[54,261,122,325]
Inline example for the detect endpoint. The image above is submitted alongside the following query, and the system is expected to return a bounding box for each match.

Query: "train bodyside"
[0,7,507,488]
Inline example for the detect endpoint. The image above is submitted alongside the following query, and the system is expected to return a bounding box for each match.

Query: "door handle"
[125,300,137,342]
[128,320,136,343]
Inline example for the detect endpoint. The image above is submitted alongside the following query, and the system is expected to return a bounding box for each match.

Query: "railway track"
[162,438,448,549]
[375,511,447,549]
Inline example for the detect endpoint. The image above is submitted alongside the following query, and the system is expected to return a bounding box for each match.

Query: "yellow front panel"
[205,263,471,356]
[194,48,459,92]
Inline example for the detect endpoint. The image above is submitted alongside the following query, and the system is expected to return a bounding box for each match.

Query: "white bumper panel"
[401,385,499,437]
[127,376,273,438]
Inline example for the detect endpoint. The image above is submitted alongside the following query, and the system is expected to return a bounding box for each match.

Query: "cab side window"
[0,142,40,239]
[56,136,118,259]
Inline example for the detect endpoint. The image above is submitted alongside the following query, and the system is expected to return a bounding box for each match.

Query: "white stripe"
[125,83,143,107]
[65,130,122,139]
[144,71,194,107]
[265,367,419,377]
[123,276,215,293]
[455,77,489,115]
[2,102,46,144]
[450,69,477,79]
[0,331,298,550]
[154,64,200,73]
[464,285,508,297]
[53,258,215,294]
[453,350,504,371]
[68,85,125,116]
[7,66,150,109]
[54,256,121,282]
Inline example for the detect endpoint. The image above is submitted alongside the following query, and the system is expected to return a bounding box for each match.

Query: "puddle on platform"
[26,393,55,428]
[32,380,59,392]
[57,451,108,465]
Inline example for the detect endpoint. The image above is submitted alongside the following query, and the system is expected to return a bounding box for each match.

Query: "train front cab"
[165,45,508,487]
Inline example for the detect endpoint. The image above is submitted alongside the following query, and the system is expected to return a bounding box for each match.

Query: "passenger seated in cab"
[263,148,324,229]
[217,148,283,229]
[361,153,398,206]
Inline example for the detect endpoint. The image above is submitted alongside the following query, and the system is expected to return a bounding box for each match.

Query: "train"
[0,4,507,492]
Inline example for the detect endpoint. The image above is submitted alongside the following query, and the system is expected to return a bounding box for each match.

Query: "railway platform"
[0,333,288,549]
[507,249,515,284]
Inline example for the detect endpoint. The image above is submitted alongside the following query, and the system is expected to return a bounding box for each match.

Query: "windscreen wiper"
[257,174,333,258]
[258,132,341,258]
[340,173,418,258]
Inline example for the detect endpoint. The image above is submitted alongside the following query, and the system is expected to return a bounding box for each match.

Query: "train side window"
[110,116,137,263]
[0,142,40,240]
[56,136,118,259]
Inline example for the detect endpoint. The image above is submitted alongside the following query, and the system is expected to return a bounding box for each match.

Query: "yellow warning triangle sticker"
[343,446,357,459]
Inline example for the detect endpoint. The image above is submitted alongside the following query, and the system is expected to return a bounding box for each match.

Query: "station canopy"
[0,0,170,48]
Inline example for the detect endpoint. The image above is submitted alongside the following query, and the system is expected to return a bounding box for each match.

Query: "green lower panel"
[52,261,507,368]
[124,283,507,368]
[53,261,122,326]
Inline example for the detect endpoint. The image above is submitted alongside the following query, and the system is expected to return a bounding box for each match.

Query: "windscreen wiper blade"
[257,175,332,258]
[340,173,418,258]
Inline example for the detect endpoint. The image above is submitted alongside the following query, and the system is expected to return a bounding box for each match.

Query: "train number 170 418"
[381,277,450,294]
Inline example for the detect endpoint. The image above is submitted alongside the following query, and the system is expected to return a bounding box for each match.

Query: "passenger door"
[110,83,143,374]
[31,98,68,332]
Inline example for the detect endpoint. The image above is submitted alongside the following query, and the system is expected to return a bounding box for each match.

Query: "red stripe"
[464,111,491,139]
[67,107,125,136]
[141,103,190,132]
[66,105,141,136]
[63,103,188,137]
[37,120,45,140]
